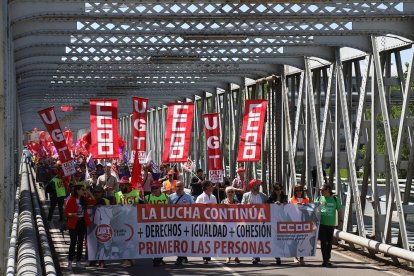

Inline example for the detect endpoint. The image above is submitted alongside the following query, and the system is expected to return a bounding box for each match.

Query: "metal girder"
[11,18,414,40]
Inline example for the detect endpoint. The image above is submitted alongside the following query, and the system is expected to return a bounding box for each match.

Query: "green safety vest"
[115,189,140,205]
[145,193,168,204]
[51,177,66,197]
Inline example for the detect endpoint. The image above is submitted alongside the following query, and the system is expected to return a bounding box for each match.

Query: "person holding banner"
[115,176,141,267]
[195,181,217,264]
[145,181,169,267]
[267,183,288,265]
[64,183,96,270]
[289,183,310,266]
[221,186,240,264]
[232,167,248,202]
[169,181,194,266]
[242,179,268,265]
[315,184,344,267]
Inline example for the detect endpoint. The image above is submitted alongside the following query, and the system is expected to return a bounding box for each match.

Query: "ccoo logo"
[95,224,113,243]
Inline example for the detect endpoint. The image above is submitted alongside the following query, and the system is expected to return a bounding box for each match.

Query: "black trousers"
[68,219,87,262]
[48,196,65,220]
[318,224,335,262]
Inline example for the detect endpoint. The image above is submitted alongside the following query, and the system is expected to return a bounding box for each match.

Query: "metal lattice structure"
[2,1,414,271]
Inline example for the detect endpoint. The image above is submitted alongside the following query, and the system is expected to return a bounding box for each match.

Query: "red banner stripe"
[90,99,119,159]
[38,107,75,175]
[237,100,267,162]
[203,113,223,171]
[131,97,148,162]
[162,103,194,163]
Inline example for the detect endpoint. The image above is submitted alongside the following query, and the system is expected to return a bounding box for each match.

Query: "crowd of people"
[34,155,343,270]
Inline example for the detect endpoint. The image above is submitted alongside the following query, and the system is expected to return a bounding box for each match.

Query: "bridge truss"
[2,0,414,270]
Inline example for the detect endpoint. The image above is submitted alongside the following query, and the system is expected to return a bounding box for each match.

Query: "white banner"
[209,170,224,183]
[87,204,320,260]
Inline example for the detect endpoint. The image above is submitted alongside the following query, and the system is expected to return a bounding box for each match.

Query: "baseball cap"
[249,179,262,190]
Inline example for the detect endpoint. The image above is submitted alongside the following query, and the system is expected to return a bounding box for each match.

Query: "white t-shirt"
[195,192,217,204]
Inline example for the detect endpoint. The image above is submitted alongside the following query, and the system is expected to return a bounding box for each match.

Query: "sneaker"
[98,261,106,268]
[299,257,305,265]
[175,260,183,266]
[235,257,240,264]
[67,261,72,270]
[183,257,188,263]
[252,258,258,265]
[203,259,209,264]
[276,258,281,265]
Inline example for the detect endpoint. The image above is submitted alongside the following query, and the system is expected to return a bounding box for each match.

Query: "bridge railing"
[6,157,57,275]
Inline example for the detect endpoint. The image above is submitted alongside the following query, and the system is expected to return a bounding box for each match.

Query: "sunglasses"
[295,189,304,192]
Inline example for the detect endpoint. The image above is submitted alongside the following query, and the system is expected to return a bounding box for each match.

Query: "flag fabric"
[132,97,148,164]
[162,103,194,163]
[182,158,194,172]
[60,105,73,112]
[90,99,119,159]
[130,150,144,197]
[237,99,267,162]
[86,153,96,170]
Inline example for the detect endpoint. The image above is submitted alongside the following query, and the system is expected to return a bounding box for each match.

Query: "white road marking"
[332,249,403,276]
[211,258,242,276]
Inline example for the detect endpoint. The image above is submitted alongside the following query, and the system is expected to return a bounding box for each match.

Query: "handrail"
[334,230,414,263]
[16,161,42,275]
[6,185,20,276]
[27,162,57,275]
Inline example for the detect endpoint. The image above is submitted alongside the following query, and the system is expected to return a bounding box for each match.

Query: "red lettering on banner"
[38,107,75,175]
[237,100,267,162]
[277,221,313,234]
[132,97,148,163]
[138,204,270,223]
[162,104,194,162]
[90,99,119,158]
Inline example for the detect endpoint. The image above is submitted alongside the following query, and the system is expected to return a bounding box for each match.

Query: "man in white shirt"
[195,181,217,264]
[97,162,118,204]
[242,179,268,264]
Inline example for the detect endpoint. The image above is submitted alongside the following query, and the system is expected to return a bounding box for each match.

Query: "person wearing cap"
[196,180,217,264]
[145,181,169,266]
[97,162,118,205]
[162,170,177,195]
[115,176,140,267]
[115,176,141,205]
[86,170,98,192]
[47,168,67,221]
[242,179,268,265]
[64,183,96,270]
[232,167,248,202]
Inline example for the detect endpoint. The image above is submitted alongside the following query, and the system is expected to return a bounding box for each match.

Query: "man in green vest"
[115,176,141,205]
[47,168,67,221]
[145,180,169,266]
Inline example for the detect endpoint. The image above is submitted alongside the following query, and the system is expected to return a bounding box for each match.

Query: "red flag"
[90,99,119,158]
[237,99,267,162]
[162,103,194,163]
[130,150,144,197]
[61,106,73,112]
[38,106,76,175]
